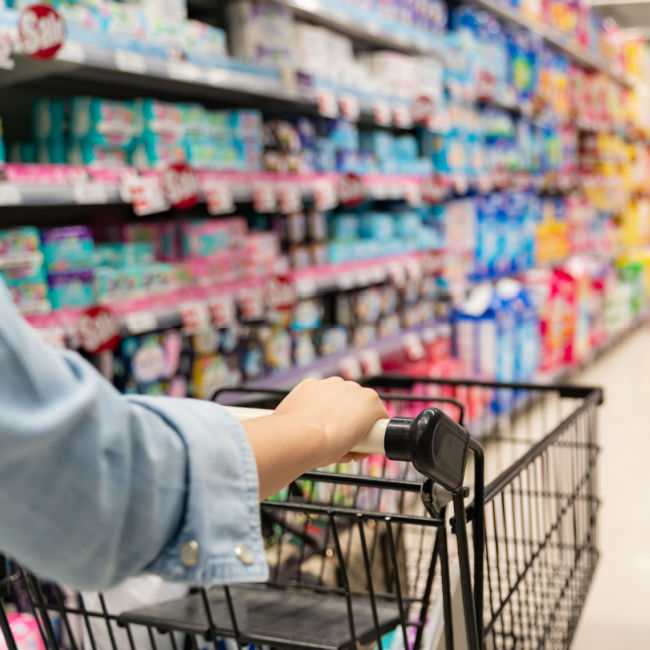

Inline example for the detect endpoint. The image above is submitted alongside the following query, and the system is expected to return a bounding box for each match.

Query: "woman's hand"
[274,377,388,466]
[240,377,388,499]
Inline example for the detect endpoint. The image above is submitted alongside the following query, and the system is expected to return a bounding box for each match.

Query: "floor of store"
[571,324,650,649]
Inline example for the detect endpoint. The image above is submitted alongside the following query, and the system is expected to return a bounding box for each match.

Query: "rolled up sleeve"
[0,280,267,590]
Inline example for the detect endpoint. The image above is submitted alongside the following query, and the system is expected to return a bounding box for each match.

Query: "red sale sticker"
[338,173,366,207]
[75,306,121,354]
[162,162,201,210]
[18,4,66,60]
[265,274,297,312]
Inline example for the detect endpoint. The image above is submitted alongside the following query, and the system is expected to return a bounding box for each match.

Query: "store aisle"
[571,325,650,649]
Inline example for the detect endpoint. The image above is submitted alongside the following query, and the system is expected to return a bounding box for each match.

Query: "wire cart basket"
[0,376,602,650]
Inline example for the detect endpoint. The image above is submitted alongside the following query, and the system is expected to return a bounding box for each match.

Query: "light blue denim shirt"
[0,280,268,590]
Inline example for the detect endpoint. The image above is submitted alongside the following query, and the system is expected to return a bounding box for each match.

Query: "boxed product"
[48,269,95,309]
[41,226,95,273]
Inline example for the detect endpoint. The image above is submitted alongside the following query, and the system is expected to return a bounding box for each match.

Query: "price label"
[412,95,436,126]
[338,173,365,207]
[277,183,302,214]
[18,4,66,60]
[387,262,407,286]
[37,327,66,349]
[316,89,339,118]
[253,183,277,213]
[421,176,447,204]
[208,295,236,327]
[373,101,392,127]
[75,306,121,354]
[339,356,362,381]
[71,180,109,205]
[123,310,158,335]
[167,60,201,82]
[313,178,338,211]
[393,105,413,129]
[404,182,422,207]
[0,183,22,206]
[405,258,423,281]
[203,177,235,215]
[359,349,382,377]
[403,332,425,362]
[453,175,469,196]
[207,68,227,86]
[339,94,360,122]
[114,50,147,74]
[181,302,210,332]
[129,176,170,216]
[0,32,15,70]
[162,162,201,210]
[239,287,266,322]
[57,40,85,63]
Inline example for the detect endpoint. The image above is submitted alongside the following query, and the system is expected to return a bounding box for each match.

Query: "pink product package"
[0,614,46,650]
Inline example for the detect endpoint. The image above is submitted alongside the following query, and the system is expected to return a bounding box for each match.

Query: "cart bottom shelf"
[118,585,401,649]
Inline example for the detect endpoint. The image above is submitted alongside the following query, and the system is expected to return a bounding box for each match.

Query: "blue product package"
[48,269,95,309]
[37,140,67,165]
[393,134,419,161]
[474,195,499,279]
[42,225,95,274]
[393,210,422,239]
[329,213,359,240]
[360,131,394,160]
[359,212,394,241]
[314,137,336,172]
[229,109,263,137]
[70,97,137,144]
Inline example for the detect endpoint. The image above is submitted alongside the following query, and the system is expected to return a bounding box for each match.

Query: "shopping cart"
[0,376,602,650]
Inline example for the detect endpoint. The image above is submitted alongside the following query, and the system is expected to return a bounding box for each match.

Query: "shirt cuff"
[127,396,268,585]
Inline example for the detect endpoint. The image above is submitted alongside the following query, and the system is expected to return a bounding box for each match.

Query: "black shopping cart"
[0,376,602,650]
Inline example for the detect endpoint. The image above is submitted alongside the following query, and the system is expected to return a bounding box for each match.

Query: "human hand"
[273,377,389,467]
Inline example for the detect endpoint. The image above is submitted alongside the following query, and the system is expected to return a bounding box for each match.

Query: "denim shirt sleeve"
[0,280,267,590]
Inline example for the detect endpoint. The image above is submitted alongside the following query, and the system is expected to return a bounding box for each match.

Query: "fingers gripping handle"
[224,406,389,455]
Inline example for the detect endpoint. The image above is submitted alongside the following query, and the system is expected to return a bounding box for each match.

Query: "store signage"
[162,162,200,210]
[18,4,66,60]
[76,306,121,354]
[338,173,365,207]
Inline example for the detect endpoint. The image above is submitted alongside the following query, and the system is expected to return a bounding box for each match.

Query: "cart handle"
[224,405,475,493]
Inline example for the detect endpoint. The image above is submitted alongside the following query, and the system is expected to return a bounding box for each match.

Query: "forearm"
[242,414,325,499]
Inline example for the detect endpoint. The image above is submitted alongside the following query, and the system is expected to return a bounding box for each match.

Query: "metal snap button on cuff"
[180,540,200,567]
[235,543,254,565]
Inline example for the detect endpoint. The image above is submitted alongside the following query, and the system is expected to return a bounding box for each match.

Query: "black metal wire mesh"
[0,377,601,650]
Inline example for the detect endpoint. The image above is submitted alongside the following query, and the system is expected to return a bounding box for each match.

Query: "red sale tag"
[162,162,200,210]
[18,4,66,60]
[265,274,297,312]
[338,173,366,207]
[253,183,277,213]
[75,306,121,354]
[203,177,235,215]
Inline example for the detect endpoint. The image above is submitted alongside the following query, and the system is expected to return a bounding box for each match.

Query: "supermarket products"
[48,269,95,309]
[41,226,95,273]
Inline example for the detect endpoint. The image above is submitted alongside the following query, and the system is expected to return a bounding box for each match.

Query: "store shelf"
[226,320,441,395]
[469,0,635,88]
[262,0,446,59]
